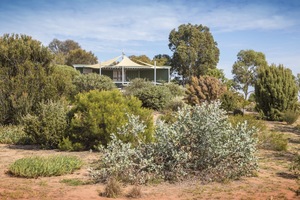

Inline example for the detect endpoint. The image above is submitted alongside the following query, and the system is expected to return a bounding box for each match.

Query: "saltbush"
[9,155,83,178]
[90,101,258,184]
[0,125,32,145]
[22,100,68,148]
[68,90,154,149]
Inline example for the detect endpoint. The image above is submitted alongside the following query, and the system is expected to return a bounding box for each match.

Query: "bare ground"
[0,120,300,200]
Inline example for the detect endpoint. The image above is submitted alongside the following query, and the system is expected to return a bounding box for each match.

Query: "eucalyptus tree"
[232,50,267,99]
[168,23,220,82]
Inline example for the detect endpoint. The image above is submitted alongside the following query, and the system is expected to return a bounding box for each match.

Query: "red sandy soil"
[0,120,299,200]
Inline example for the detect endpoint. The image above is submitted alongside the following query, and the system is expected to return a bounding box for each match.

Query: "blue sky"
[0,0,299,78]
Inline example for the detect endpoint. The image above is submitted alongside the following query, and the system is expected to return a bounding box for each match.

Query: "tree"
[65,48,97,66]
[48,38,80,55]
[255,64,298,120]
[185,76,226,105]
[48,39,97,66]
[129,55,152,64]
[153,54,171,66]
[232,50,268,99]
[0,34,55,124]
[168,23,220,81]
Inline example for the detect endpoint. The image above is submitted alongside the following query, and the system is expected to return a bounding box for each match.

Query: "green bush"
[90,101,258,184]
[0,125,32,145]
[22,100,68,148]
[135,85,172,110]
[9,155,83,178]
[68,90,154,149]
[73,73,116,94]
[282,110,299,124]
[163,82,185,97]
[258,131,288,151]
[124,79,174,110]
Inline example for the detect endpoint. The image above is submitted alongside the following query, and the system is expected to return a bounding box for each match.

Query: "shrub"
[68,90,154,149]
[90,101,258,184]
[134,85,172,110]
[102,177,122,198]
[282,110,299,125]
[22,100,68,148]
[255,64,298,121]
[124,78,153,96]
[0,125,32,145]
[163,82,185,97]
[73,73,116,94]
[185,76,226,105]
[9,155,83,178]
[258,131,288,151]
[127,186,142,198]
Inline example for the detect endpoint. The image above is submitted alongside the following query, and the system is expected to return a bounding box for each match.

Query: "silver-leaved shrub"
[90,101,258,184]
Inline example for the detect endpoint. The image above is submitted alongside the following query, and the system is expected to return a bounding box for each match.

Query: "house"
[73,54,171,87]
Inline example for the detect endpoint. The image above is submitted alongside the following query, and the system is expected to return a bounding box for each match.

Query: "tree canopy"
[168,23,220,81]
[0,34,55,124]
[232,50,268,99]
[48,38,97,66]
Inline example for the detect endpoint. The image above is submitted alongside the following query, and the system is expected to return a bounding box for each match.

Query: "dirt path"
[0,120,299,200]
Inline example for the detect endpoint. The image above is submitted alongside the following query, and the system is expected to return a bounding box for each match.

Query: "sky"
[0,0,299,78]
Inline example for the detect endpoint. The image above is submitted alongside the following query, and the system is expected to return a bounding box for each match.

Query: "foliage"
[153,54,171,66]
[72,73,116,94]
[90,102,258,184]
[232,50,267,99]
[68,90,154,149]
[228,114,267,134]
[164,97,186,112]
[9,155,83,178]
[258,131,288,151]
[102,177,123,198]
[51,65,80,98]
[0,33,56,125]
[169,23,220,81]
[0,125,32,145]
[220,90,242,112]
[135,85,172,110]
[282,110,299,125]
[129,55,152,64]
[65,48,97,66]
[185,76,226,105]
[125,79,173,110]
[124,78,154,96]
[163,82,185,97]
[22,100,68,148]
[255,64,298,121]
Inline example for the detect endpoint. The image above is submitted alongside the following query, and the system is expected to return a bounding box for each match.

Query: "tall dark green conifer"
[255,64,298,120]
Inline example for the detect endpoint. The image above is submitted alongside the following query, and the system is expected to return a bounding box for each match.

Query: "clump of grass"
[60,178,86,186]
[127,186,142,198]
[290,154,300,176]
[0,125,32,145]
[101,177,122,198]
[229,114,267,133]
[9,155,83,178]
[258,131,288,151]
[282,110,299,125]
